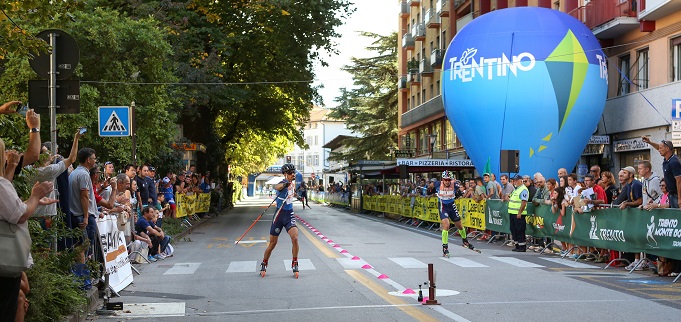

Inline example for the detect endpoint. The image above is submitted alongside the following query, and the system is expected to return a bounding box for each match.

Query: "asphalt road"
[102,196,681,321]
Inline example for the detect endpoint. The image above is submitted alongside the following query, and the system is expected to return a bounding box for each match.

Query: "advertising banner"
[97,215,133,293]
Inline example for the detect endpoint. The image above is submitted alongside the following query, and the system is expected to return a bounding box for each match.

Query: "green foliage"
[329,32,399,161]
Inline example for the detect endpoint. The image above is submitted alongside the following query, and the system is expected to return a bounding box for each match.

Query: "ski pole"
[234,184,287,245]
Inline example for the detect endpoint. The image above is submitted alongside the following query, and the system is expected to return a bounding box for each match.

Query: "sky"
[313,0,397,108]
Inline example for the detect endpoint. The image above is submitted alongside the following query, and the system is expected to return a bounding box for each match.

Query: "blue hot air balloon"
[442,7,608,177]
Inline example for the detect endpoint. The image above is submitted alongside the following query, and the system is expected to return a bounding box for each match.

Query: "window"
[419,128,428,155]
[314,136,318,146]
[429,84,434,98]
[636,48,649,90]
[673,37,681,82]
[618,55,630,95]
[445,119,456,149]
[417,92,421,105]
[436,80,440,96]
[432,122,441,152]
[422,89,426,103]
[313,155,319,167]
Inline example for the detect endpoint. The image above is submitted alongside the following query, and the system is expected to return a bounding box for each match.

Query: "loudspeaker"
[399,165,409,179]
[500,150,519,173]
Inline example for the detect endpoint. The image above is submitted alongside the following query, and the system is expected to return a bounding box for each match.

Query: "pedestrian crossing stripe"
[102,111,127,132]
[284,259,315,271]
[163,263,201,275]
[440,257,489,268]
[489,256,545,268]
[226,261,257,273]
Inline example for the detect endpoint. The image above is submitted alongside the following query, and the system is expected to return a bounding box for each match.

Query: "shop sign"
[588,135,609,145]
[582,144,605,155]
[613,138,648,152]
[396,159,475,167]
[393,150,414,158]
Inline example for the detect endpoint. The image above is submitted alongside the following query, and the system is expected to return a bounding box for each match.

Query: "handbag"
[0,220,32,277]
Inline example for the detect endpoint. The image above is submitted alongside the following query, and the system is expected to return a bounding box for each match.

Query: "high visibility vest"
[508,185,528,215]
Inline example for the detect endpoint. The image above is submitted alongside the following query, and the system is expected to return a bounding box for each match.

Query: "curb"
[62,287,99,322]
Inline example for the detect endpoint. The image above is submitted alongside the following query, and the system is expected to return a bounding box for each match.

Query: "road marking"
[489,256,545,268]
[237,240,267,244]
[226,261,257,273]
[284,259,315,271]
[114,302,185,318]
[540,257,598,268]
[389,257,427,269]
[429,305,471,322]
[345,270,439,322]
[194,303,428,316]
[298,223,339,258]
[440,257,489,268]
[337,257,369,269]
[163,263,201,275]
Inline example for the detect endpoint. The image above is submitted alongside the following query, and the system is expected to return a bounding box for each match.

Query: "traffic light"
[286,155,292,163]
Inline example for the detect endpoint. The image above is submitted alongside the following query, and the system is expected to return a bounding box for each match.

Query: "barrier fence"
[309,191,350,207]
[360,196,681,261]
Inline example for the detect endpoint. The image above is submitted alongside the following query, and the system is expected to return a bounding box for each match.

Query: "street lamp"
[429,134,437,159]
[388,146,396,160]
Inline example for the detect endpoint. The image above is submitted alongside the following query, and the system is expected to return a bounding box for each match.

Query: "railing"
[431,49,444,69]
[407,68,421,83]
[411,23,426,39]
[437,0,449,16]
[426,9,441,27]
[420,58,433,74]
[399,0,409,16]
[568,0,636,30]
[454,0,465,8]
[402,33,414,49]
[398,75,407,90]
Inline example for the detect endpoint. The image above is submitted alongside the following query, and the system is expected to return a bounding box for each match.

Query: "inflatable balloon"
[442,7,608,177]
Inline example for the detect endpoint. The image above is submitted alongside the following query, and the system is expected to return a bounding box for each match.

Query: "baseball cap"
[483,173,490,177]
[162,177,170,184]
[512,175,523,181]
[662,140,674,150]
[149,166,156,172]
[621,166,636,175]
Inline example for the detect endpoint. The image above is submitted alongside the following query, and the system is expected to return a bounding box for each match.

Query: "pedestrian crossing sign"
[98,106,131,137]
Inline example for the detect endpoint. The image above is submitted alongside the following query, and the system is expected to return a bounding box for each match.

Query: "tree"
[329,32,398,162]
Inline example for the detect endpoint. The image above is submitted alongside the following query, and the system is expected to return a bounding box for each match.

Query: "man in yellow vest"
[508,175,529,252]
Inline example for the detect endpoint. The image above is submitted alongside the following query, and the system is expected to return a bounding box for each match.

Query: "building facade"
[398,0,681,179]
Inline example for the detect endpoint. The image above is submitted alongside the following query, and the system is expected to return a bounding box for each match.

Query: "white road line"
[336,257,369,269]
[163,263,201,275]
[440,257,489,268]
[429,305,472,322]
[284,259,315,271]
[226,261,257,273]
[389,257,428,269]
[489,256,545,268]
[237,240,267,244]
[113,302,185,318]
[539,257,598,268]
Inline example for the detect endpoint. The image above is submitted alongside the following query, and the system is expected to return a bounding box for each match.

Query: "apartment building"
[397,0,681,177]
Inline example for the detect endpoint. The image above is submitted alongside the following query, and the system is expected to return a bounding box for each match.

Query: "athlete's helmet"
[441,170,453,180]
[281,163,296,174]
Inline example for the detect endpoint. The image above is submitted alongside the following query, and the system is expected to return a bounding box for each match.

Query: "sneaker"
[634,262,648,271]
[669,272,679,277]
[570,254,580,259]
[154,254,166,260]
[147,255,157,262]
[552,247,562,254]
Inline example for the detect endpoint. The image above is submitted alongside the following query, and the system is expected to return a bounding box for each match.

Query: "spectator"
[68,148,100,257]
[147,166,158,207]
[483,173,500,199]
[0,137,55,321]
[499,174,515,201]
[3,107,42,182]
[473,177,487,202]
[136,206,170,261]
[638,161,661,208]
[532,173,547,206]
[523,175,536,200]
[160,177,176,219]
[614,166,642,209]
[557,167,568,178]
[590,165,602,185]
[599,171,617,204]
[136,165,152,207]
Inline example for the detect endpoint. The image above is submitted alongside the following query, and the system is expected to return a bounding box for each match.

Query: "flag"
[483,157,491,175]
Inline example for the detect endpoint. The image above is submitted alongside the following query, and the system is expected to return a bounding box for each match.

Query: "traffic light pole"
[131,101,137,164]
[49,32,57,155]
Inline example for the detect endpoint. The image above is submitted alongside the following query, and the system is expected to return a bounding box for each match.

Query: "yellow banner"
[456,198,486,230]
[175,193,210,217]
[196,193,211,213]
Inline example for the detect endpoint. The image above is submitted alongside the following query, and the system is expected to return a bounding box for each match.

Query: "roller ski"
[292,260,299,279]
[463,239,481,253]
[442,244,450,258]
[260,261,267,277]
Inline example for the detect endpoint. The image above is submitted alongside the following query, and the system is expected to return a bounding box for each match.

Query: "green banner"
[485,200,681,260]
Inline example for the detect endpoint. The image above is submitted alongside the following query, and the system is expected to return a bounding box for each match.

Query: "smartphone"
[79,127,87,135]
[17,104,29,117]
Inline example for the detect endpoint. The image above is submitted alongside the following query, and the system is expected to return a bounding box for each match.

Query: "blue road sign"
[673,99,681,121]
[98,106,131,137]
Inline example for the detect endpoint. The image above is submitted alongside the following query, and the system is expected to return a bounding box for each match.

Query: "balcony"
[426,9,441,28]
[454,0,466,9]
[407,68,421,85]
[567,0,638,39]
[402,33,415,50]
[409,0,420,7]
[400,0,410,18]
[420,58,434,76]
[411,23,426,42]
[639,0,681,21]
[431,49,444,69]
[398,75,408,92]
[438,0,449,17]
[401,95,444,128]
[456,12,473,31]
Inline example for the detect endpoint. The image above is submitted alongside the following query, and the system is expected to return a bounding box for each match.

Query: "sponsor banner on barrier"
[485,200,681,260]
[97,215,133,293]
[457,199,486,230]
[176,193,211,218]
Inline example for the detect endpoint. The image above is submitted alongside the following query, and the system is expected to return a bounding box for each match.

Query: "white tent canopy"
[264,176,284,185]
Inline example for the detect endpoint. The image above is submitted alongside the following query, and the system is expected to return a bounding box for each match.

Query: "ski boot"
[292,260,299,279]
[260,261,267,277]
[463,239,481,253]
[442,244,450,258]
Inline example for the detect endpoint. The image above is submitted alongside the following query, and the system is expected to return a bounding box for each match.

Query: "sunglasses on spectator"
[105,161,113,166]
